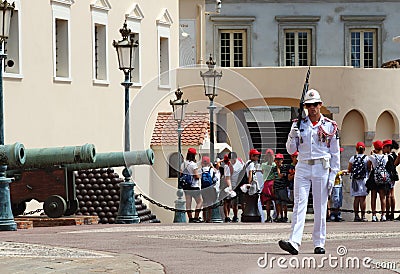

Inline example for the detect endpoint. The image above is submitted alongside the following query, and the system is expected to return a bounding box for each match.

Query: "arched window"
[168,152,180,178]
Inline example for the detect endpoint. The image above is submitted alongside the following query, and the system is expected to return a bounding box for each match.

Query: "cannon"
[8,144,96,218]
[8,148,154,218]
[0,142,26,167]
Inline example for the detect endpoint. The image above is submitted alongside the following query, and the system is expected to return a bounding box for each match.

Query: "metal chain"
[138,193,223,213]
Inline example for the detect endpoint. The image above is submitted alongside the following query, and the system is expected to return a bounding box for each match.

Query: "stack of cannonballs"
[74,168,160,224]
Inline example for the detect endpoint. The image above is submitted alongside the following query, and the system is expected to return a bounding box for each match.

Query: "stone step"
[15,215,99,228]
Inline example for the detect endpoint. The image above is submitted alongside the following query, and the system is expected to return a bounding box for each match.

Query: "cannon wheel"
[44,195,67,218]
[12,202,26,216]
[64,199,79,216]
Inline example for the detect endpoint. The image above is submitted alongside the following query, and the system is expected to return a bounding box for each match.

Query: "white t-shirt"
[246,161,258,184]
[223,159,244,188]
[368,154,388,169]
[181,160,200,188]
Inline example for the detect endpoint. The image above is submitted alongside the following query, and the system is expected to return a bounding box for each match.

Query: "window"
[126,3,143,86]
[341,15,385,68]
[4,0,22,77]
[91,0,110,85]
[157,9,173,88]
[168,152,179,178]
[159,37,169,86]
[220,30,246,67]
[275,16,320,66]
[284,30,311,66]
[94,24,107,80]
[55,19,69,78]
[350,30,376,68]
[210,16,255,67]
[51,0,73,82]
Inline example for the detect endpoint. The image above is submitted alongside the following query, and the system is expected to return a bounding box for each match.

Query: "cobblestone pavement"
[0,221,399,273]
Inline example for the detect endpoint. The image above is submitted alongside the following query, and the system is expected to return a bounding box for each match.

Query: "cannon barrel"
[0,142,26,167]
[7,143,96,170]
[65,149,154,171]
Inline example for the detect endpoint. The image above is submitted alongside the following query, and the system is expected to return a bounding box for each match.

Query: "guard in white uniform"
[278,89,340,255]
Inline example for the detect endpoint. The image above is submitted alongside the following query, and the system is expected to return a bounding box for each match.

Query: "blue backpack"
[179,164,194,189]
[201,167,217,189]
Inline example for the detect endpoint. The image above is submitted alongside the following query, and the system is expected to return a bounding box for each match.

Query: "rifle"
[297,66,311,129]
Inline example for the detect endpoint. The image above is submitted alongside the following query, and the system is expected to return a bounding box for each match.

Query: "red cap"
[383,139,392,147]
[291,151,299,157]
[249,149,261,156]
[188,147,197,155]
[373,140,383,150]
[340,147,344,152]
[356,142,365,149]
[223,154,229,163]
[275,153,284,159]
[202,156,210,164]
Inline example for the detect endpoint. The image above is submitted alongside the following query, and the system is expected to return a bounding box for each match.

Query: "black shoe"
[224,217,231,223]
[232,216,239,223]
[265,216,272,223]
[314,247,325,254]
[192,217,204,223]
[395,215,400,221]
[189,218,195,223]
[278,240,298,255]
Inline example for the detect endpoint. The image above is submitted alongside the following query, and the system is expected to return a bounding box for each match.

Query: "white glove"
[289,127,300,139]
[224,186,232,194]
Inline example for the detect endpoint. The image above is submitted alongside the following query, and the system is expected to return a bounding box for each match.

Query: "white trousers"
[289,162,329,248]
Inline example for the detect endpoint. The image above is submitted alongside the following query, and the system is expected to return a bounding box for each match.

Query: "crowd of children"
[181,139,400,223]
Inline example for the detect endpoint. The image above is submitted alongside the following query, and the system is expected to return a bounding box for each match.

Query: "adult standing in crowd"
[279,89,340,255]
[382,139,400,221]
[181,148,203,223]
[223,152,244,222]
[348,142,369,222]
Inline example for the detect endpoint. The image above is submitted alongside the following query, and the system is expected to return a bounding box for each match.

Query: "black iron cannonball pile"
[75,168,123,224]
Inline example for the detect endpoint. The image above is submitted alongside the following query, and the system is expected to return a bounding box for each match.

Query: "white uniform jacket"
[286,114,340,184]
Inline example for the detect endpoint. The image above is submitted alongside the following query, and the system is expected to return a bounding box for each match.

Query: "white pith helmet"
[304,89,322,104]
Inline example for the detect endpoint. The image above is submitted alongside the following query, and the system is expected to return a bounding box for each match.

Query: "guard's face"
[305,102,322,116]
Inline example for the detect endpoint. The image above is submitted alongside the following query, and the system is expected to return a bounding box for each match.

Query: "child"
[329,170,348,222]
[272,153,289,222]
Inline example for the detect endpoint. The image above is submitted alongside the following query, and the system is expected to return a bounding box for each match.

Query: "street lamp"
[0,0,16,231]
[200,55,222,162]
[113,21,140,224]
[170,88,188,223]
[200,54,222,223]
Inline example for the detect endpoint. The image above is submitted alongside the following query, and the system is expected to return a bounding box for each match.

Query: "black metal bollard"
[241,193,261,222]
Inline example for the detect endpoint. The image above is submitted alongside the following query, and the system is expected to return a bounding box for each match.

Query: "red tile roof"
[151,112,209,146]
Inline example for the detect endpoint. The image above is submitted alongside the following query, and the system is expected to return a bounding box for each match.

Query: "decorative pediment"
[126,3,144,21]
[90,0,111,11]
[156,9,173,26]
[51,0,74,6]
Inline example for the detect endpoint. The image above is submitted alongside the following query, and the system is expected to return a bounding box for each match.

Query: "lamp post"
[200,54,222,223]
[170,88,188,223]
[113,21,140,224]
[0,0,16,231]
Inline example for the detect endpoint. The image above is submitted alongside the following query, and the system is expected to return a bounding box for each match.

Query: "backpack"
[351,155,367,180]
[373,155,391,185]
[201,167,217,189]
[386,152,399,182]
[179,164,194,189]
